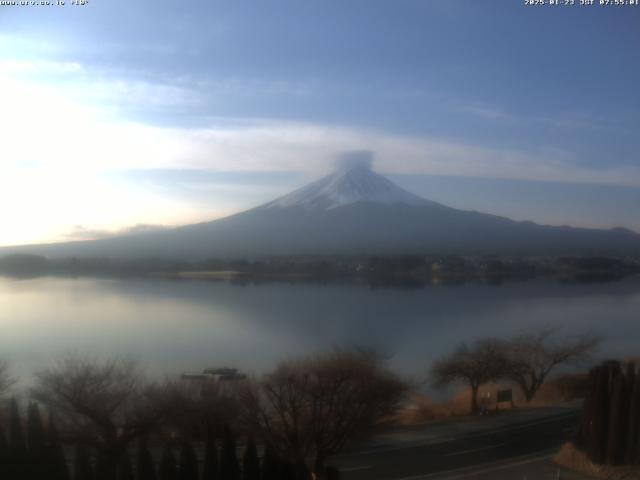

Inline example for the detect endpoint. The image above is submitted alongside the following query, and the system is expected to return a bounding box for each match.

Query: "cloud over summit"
[335,150,374,173]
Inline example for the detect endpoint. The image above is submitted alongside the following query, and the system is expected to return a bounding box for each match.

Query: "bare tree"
[160,378,242,440]
[31,354,169,480]
[431,339,508,415]
[241,348,407,474]
[502,327,600,402]
[0,360,15,396]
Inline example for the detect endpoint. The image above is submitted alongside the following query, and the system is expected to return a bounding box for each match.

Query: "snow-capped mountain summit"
[260,160,438,211]
[2,155,640,259]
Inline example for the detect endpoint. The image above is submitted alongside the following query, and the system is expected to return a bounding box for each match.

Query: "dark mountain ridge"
[2,164,639,259]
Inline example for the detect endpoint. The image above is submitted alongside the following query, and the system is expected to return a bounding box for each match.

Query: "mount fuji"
[258,160,438,211]
[3,161,640,259]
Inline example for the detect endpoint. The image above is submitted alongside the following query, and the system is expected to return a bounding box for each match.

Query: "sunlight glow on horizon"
[1,6,639,247]
[2,65,639,246]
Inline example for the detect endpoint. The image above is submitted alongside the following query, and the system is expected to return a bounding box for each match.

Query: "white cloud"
[0,34,61,57]
[459,100,615,133]
[458,104,510,120]
[111,120,639,188]
[78,77,203,110]
[2,56,640,246]
[0,59,84,74]
[65,223,168,241]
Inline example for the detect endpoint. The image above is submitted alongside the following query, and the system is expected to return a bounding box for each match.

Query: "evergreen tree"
[74,445,95,480]
[95,453,111,480]
[201,429,218,480]
[577,361,640,465]
[242,439,260,480]
[219,426,240,480]
[607,366,631,465]
[47,412,71,480]
[297,462,312,480]
[137,437,157,480]
[625,364,640,464]
[159,443,178,480]
[118,452,135,480]
[260,445,280,480]
[27,402,47,478]
[577,367,598,450]
[280,461,295,480]
[323,466,341,480]
[178,440,199,480]
[588,365,607,462]
[9,398,28,479]
[589,363,618,463]
[0,424,9,478]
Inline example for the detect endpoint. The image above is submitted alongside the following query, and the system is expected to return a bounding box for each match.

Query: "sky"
[0,0,639,246]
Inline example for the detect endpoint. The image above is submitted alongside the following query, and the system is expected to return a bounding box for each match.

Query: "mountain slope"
[2,164,640,259]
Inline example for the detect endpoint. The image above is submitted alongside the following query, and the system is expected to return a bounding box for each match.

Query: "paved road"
[327,410,586,480]
[438,455,594,480]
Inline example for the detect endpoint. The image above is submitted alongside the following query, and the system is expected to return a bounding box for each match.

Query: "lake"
[1,276,639,385]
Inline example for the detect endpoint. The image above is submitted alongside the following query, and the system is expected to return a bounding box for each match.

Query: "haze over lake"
[2,276,639,384]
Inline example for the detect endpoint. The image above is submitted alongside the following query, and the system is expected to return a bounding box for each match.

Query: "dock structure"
[181,367,247,383]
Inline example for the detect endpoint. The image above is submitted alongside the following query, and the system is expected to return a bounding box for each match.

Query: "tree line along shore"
[0,327,619,480]
[1,253,638,285]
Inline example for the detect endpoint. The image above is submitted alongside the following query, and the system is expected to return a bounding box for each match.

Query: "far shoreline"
[0,253,639,287]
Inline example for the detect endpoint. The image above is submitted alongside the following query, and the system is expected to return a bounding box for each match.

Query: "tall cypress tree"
[159,443,178,480]
[95,453,111,480]
[607,366,632,465]
[178,440,199,480]
[625,364,640,464]
[74,445,95,480]
[27,402,47,478]
[0,423,9,479]
[241,439,260,480]
[323,466,341,480]
[118,452,135,480]
[9,398,28,479]
[589,363,618,463]
[47,412,70,480]
[219,426,240,480]
[260,445,279,480]
[280,460,295,480]
[299,462,313,480]
[201,429,218,480]
[137,437,157,480]
[577,367,598,450]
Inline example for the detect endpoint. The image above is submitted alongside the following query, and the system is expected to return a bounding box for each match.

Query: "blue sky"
[0,0,639,245]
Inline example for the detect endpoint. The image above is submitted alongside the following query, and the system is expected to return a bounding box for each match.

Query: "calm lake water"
[1,276,639,384]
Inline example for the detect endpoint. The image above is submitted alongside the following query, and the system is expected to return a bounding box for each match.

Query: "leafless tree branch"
[241,348,407,473]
